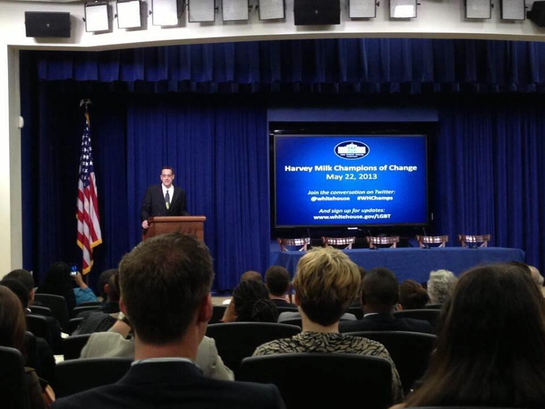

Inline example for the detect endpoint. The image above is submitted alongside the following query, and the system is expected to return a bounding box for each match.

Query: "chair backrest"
[322,236,356,249]
[347,305,364,320]
[55,357,132,398]
[367,236,400,249]
[345,330,437,394]
[23,331,39,375]
[26,314,54,349]
[424,304,442,310]
[279,317,302,327]
[34,293,70,331]
[72,305,101,318]
[458,234,491,248]
[206,322,301,374]
[275,306,298,315]
[0,346,30,409]
[277,237,310,252]
[29,305,53,317]
[393,309,440,327]
[209,305,226,324]
[415,235,449,248]
[79,301,102,307]
[63,334,92,360]
[68,317,84,335]
[239,353,393,409]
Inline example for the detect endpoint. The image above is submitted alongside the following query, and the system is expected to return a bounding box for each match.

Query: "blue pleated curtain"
[21,38,545,289]
[36,39,545,93]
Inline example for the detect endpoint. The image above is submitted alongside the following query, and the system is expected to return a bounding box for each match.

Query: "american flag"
[77,112,102,274]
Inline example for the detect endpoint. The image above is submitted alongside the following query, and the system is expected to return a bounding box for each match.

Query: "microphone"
[422,227,430,249]
[368,229,377,250]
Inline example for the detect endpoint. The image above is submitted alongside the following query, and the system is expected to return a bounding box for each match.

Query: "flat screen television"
[272,133,428,228]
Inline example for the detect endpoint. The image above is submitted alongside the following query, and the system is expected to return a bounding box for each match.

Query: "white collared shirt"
[162,184,174,202]
[132,357,195,367]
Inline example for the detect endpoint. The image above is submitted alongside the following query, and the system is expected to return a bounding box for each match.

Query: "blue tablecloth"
[270,247,525,283]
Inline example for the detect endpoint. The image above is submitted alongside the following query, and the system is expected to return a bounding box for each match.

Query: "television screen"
[273,134,428,228]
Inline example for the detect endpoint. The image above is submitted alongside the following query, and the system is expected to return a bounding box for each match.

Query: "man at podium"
[140,167,189,230]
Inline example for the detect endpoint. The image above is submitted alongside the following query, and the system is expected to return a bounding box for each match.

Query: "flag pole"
[77,98,102,276]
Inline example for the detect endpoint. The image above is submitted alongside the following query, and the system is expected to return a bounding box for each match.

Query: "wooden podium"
[142,216,206,242]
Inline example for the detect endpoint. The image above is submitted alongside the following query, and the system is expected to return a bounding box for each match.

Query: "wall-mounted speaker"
[25,12,71,38]
[528,1,545,25]
[294,0,340,25]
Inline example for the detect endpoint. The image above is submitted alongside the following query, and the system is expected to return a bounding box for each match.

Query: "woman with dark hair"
[397,263,545,408]
[232,280,278,323]
[0,286,49,408]
[37,262,97,311]
[398,280,429,310]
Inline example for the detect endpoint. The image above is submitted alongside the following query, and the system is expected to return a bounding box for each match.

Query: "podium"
[142,216,206,242]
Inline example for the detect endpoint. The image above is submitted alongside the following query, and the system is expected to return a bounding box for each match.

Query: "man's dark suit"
[338,313,434,334]
[140,184,189,222]
[52,361,285,409]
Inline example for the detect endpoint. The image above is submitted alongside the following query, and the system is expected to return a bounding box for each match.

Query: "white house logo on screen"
[334,141,370,160]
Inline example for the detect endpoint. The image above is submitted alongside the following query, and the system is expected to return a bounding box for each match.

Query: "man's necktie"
[165,190,170,210]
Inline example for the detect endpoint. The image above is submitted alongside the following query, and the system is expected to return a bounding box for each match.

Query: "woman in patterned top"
[253,247,403,402]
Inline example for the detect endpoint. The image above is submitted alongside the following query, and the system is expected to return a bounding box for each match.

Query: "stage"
[270,247,525,283]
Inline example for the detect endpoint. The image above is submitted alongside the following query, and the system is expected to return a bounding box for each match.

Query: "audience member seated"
[72,273,120,335]
[0,286,52,409]
[52,233,284,409]
[253,247,403,403]
[0,279,56,384]
[221,270,263,307]
[426,269,457,305]
[394,263,545,408]
[339,268,433,334]
[529,265,544,288]
[265,266,294,307]
[96,269,120,313]
[80,316,234,381]
[398,280,429,310]
[6,269,40,305]
[508,261,544,290]
[222,280,278,323]
[5,270,63,351]
[37,262,98,310]
[349,266,367,307]
[240,270,262,282]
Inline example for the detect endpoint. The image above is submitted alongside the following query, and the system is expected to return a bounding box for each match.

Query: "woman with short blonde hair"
[254,247,403,402]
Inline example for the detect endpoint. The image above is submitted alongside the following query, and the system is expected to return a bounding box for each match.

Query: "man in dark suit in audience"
[265,266,295,307]
[140,167,189,230]
[339,267,433,334]
[52,233,285,409]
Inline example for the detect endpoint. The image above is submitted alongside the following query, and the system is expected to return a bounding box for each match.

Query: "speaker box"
[528,1,545,26]
[25,12,71,38]
[294,0,340,25]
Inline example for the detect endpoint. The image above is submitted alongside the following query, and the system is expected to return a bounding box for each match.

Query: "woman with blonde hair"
[254,246,403,402]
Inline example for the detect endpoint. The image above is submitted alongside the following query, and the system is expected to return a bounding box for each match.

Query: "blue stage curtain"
[20,39,545,288]
[34,39,545,93]
[24,85,269,290]
[125,95,270,290]
[27,83,130,286]
[434,98,545,270]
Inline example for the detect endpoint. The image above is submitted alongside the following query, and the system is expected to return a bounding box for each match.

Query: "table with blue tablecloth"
[270,247,525,282]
